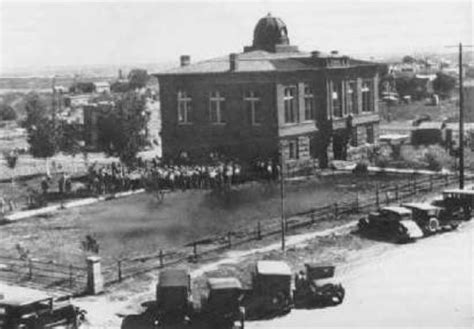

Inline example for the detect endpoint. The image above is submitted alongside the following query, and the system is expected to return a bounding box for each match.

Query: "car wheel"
[427,217,439,234]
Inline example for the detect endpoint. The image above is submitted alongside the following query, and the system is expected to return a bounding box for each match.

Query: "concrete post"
[87,256,103,295]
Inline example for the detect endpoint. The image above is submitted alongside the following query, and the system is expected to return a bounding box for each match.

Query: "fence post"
[385,191,390,205]
[445,175,448,186]
[375,187,380,208]
[412,177,417,194]
[395,185,399,202]
[354,192,359,213]
[193,242,198,262]
[227,232,232,249]
[28,259,33,280]
[429,175,433,191]
[117,260,122,282]
[256,222,262,240]
[159,250,164,268]
[69,264,73,288]
[334,203,338,220]
[86,256,104,295]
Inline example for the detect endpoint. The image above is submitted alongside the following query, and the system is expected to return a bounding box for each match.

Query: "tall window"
[209,91,226,123]
[244,91,261,125]
[177,91,192,124]
[347,81,358,115]
[304,84,315,121]
[362,80,373,112]
[284,87,298,123]
[332,81,343,118]
[367,124,375,143]
[288,139,299,159]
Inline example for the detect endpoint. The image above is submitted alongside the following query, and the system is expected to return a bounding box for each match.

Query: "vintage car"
[122,268,193,329]
[0,285,85,329]
[293,264,345,308]
[243,260,293,319]
[431,189,474,221]
[155,268,193,324]
[358,206,423,242]
[401,202,458,234]
[198,277,245,329]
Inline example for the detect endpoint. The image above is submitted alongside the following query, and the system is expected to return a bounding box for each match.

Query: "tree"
[110,81,132,93]
[99,92,149,166]
[0,104,17,121]
[433,72,456,98]
[24,93,61,175]
[128,69,149,90]
[22,93,48,128]
[3,150,19,186]
[59,121,83,157]
[402,55,416,64]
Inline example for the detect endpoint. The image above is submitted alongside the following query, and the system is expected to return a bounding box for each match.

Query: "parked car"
[155,268,193,324]
[198,277,245,329]
[431,189,474,221]
[401,202,459,234]
[243,261,293,319]
[358,206,423,242]
[0,285,85,329]
[293,263,345,308]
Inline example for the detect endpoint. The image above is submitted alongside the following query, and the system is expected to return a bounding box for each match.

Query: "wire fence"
[102,173,471,285]
[0,255,88,294]
[0,173,470,292]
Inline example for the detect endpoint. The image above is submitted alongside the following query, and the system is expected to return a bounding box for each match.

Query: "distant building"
[93,82,110,94]
[155,14,381,169]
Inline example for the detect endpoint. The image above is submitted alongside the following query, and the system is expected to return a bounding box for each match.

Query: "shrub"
[423,145,453,171]
[353,161,369,174]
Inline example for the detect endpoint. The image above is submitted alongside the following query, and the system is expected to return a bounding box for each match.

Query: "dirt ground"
[0,173,411,265]
[73,202,473,329]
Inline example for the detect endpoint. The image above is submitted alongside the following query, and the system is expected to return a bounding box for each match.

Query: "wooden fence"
[102,173,472,285]
[0,256,87,295]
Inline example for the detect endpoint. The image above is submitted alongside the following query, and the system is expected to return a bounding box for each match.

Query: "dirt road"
[247,221,474,329]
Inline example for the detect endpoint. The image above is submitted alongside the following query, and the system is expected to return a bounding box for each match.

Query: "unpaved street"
[248,221,474,329]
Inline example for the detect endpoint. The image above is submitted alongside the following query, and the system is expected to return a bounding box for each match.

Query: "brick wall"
[159,75,279,161]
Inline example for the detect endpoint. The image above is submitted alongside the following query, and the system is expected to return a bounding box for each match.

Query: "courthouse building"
[155,14,381,169]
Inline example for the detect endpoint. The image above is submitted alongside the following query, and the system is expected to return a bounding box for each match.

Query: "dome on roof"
[252,13,290,52]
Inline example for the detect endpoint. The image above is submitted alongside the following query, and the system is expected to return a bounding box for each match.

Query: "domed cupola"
[244,13,299,53]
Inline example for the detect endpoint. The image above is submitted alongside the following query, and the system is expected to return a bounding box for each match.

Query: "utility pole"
[446,43,473,189]
[458,43,464,189]
[279,142,286,251]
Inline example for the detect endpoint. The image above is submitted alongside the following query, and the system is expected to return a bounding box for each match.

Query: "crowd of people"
[84,157,281,195]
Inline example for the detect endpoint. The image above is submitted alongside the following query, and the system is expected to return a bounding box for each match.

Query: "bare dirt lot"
[0,174,411,265]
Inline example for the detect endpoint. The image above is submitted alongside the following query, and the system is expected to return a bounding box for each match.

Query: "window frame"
[332,81,344,118]
[283,86,298,124]
[177,90,192,124]
[347,80,358,115]
[288,139,299,160]
[361,80,373,113]
[303,84,315,121]
[244,91,261,126]
[209,90,226,124]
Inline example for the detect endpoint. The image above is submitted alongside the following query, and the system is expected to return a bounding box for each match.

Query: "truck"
[293,264,345,308]
[197,277,245,329]
[243,261,293,319]
[0,285,85,329]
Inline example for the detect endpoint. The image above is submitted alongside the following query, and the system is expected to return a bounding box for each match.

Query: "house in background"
[155,13,380,170]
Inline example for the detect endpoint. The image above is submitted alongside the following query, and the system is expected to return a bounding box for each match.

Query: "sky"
[0,0,472,73]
